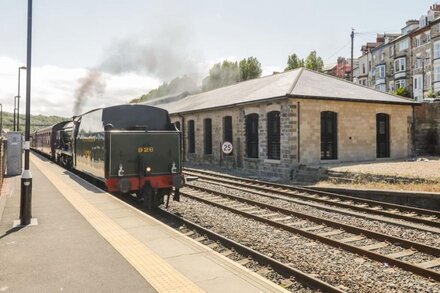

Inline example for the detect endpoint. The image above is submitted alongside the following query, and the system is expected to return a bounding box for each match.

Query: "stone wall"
[296,99,413,165]
[414,103,440,155]
[170,98,298,179]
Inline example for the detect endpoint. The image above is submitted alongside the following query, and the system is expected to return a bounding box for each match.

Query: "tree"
[202,60,240,91]
[305,51,324,72]
[284,53,304,71]
[239,57,262,81]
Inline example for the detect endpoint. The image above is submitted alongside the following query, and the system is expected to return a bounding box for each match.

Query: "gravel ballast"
[167,197,440,293]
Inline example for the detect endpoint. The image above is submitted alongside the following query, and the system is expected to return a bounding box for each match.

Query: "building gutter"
[169,95,290,115]
[287,94,418,106]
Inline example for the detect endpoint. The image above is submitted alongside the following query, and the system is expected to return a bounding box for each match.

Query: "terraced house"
[354,4,440,101]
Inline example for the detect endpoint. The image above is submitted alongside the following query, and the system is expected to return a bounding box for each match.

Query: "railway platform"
[0,153,286,292]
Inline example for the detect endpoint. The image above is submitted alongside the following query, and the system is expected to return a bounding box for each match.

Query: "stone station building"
[146,68,417,179]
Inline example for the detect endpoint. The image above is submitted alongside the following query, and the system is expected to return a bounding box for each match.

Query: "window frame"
[434,63,440,82]
[203,118,212,155]
[188,120,195,154]
[376,113,390,158]
[245,113,259,159]
[222,116,233,155]
[267,111,281,160]
[375,65,386,79]
[394,58,406,73]
[434,41,440,59]
[320,111,338,160]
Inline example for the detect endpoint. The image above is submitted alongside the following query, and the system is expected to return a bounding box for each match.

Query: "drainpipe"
[412,105,416,157]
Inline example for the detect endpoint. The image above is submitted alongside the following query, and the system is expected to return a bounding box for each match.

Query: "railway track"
[157,208,344,293]
[176,185,440,283]
[184,168,440,231]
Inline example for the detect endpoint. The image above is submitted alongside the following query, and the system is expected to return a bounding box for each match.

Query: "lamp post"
[13,96,17,131]
[14,96,19,131]
[17,66,27,132]
[20,0,33,226]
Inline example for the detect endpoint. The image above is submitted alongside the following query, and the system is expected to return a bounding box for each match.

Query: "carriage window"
[204,118,212,154]
[188,120,195,153]
[267,111,280,160]
[376,113,390,158]
[245,113,259,158]
[321,111,338,160]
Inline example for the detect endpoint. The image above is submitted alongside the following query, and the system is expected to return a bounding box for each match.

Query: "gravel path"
[324,157,440,180]
[189,181,440,248]
[168,197,440,293]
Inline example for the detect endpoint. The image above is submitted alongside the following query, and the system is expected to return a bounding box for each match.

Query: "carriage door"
[321,111,337,160]
[376,113,390,158]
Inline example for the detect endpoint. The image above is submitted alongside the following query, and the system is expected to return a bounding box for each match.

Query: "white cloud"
[0,56,161,117]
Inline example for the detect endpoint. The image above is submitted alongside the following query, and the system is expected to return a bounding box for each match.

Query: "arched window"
[376,113,390,158]
[267,111,280,160]
[188,120,195,153]
[204,118,212,154]
[245,113,259,158]
[321,111,337,160]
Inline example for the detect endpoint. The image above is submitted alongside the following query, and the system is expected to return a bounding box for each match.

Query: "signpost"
[221,141,233,155]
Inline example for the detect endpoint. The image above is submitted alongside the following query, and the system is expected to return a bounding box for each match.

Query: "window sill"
[320,159,340,164]
[244,157,259,161]
[264,159,281,164]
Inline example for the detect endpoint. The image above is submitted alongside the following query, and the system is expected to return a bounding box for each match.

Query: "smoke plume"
[73,70,106,115]
[73,25,204,114]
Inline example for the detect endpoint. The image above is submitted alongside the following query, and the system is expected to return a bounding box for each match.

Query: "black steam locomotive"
[31,104,183,210]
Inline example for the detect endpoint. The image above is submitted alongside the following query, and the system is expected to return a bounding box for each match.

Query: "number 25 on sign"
[222,141,233,155]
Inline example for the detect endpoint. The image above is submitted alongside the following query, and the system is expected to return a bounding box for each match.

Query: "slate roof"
[144,68,416,114]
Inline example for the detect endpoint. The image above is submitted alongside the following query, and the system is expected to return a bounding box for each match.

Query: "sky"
[0,0,436,118]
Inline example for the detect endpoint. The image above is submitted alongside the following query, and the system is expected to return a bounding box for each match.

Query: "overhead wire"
[324,40,351,63]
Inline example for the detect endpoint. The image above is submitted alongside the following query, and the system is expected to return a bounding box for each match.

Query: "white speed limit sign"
[222,141,233,155]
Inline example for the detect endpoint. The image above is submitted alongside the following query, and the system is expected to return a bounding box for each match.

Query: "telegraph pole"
[350,28,355,82]
[20,0,33,226]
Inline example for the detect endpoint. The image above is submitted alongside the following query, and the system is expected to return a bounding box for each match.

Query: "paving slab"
[0,153,288,292]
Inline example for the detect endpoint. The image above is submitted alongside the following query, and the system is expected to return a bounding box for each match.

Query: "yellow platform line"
[31,155,204,293]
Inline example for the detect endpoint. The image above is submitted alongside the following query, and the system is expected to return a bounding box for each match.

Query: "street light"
[17,66,27,132]
[20,0,33,226]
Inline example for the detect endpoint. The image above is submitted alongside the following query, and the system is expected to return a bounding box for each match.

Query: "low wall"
[414,103,440,155]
